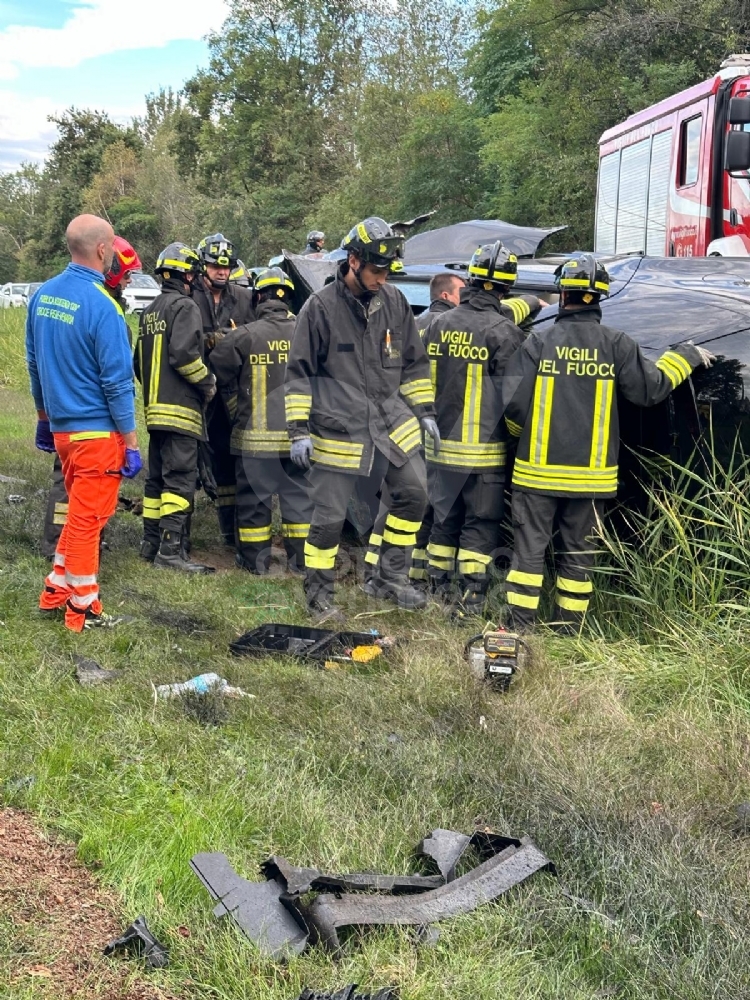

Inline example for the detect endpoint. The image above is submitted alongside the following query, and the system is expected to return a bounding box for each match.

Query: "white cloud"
[0,0,228,81]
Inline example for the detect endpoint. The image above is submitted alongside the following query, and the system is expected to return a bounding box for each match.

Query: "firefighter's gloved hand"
[119,448,143,479]
[421,417,441,455]
[290,437,313,469]
[35,419,55,453]
[688,343,716,368]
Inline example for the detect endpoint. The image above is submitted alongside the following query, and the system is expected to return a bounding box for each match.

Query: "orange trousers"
[40,432,124,631]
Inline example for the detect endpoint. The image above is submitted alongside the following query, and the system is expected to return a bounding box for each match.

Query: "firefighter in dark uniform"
[285,216,440,620]
[503,253,715,632]
[192,233,255,545]
[133,242,217,573]
[211,267,311,574]
[365,271,467,589]
[302,230,325,256]
[41,235,142,558]
[422,241,542,619]
[229,260,252,287]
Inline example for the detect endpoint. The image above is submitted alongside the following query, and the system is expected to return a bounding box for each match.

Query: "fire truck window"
[679,116,702,186]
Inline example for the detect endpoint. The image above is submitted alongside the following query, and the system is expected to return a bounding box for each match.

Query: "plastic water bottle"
[155,673,253,700]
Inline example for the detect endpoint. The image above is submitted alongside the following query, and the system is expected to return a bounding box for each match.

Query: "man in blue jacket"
[26,214,142,632]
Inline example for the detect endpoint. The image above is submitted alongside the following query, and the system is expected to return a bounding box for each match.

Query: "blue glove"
[119,448,143,479]
[290,437,313,469]
[421,417,441,455]
[35,419,55,453]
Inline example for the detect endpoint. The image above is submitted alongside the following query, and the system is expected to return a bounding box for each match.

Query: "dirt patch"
[0,808,170,999]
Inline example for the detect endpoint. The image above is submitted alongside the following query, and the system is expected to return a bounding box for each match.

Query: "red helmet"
[105,235,141,289]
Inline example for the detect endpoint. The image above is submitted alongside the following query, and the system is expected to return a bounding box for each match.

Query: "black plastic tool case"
[230,623,380,660]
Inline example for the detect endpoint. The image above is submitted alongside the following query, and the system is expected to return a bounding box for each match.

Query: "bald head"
[66,214,115,273]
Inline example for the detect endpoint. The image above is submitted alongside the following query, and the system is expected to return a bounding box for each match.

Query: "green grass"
[2,307,750,998]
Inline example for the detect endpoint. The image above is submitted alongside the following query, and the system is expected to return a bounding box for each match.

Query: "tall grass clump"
[592,437,750,640]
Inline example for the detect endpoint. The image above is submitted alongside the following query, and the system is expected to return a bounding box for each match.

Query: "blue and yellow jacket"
[26,263,135,434]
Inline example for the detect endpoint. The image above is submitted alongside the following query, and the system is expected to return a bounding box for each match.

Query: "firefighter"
[41,234,142,560]
[133,242,217,574]
[364,271,467,591]
[415,272,466,335]
[285,216,440,620]
[422,241,543,619]
[302,230,325,255]
[211,267,311,574]
[229,259,252,287]
[503,253,715,633]
[192,233,255,545]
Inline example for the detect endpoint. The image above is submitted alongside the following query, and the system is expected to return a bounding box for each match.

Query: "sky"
[0,0,229,173]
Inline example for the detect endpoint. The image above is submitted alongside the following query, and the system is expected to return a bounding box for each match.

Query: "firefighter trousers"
[427,466,505,594]
[142,431,198,546]
[365,498,433,585]
[505,491,603,630]
[305,451,428,604]
[207,398,237,543]
[40,432,124,631]
[235,455,312,574]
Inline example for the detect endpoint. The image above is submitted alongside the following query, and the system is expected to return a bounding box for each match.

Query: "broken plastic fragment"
[103,915,169,968]
[73,654,121,686]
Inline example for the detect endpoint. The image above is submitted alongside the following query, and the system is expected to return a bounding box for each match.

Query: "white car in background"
[0,283,27,308]
[122,272,160,314]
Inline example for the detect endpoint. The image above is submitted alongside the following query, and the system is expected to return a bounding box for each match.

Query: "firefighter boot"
[181,513,193,559]
[154,530,215,574]
[452,578,489,623]
[304,568,343,623]
[373,541,427,611]
[361,560,378,597]
[235,543,270,575]
[139,516,160,562]
[428,571,454,604]
[283,536,306,577]
[217,503,236,548]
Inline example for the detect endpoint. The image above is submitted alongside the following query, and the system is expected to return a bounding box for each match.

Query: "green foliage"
[0,0,748,276]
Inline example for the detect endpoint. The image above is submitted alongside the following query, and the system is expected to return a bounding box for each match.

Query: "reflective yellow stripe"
[507,569,543,587]
[176,358,209,383]
[506,591,540,609]
[428,543,457,558]
[385,515,422,533]
[409,567,428,580]
[400,378,433,399]
[146,404,203,434]
[462,363,482,445]
[311,434,363,469]
[364,551,380,565]
[304,540,338,569]
[281,523,309,538]
[506,298,530,324]
[430,359,438,397]
[252,366,267,430]
[530,375,554,467]
[368,533,383,548]
[662,350,692,380]
[512,458,618,494]
[426,438,507,468]
[69,431,111,441]
[506,417,522,438]
[557,595,590,612]
[309,434,362,455]
[238,525,273,542]
[150,333,162,409]
[231,429,289,450]
[457,549,492,565]
[94,280,124,316]
[227,395,238,419]
[557,576,592,594]
[217,485,236,495]
[285,393,312,421]
[390,417,421,447]
[428,557,454,571]
[161,492,190,516]
[143,497,161,520]
[412,548,427,560]
[655,355,686,389]
[383,529,417,546]
[589,380,613,469]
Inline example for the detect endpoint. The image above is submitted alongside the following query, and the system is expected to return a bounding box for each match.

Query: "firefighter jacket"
[284,264,436,476]
[210,299,296,457]
[503,305,704,498]
[192,278,255,349]
[421,287,540,474]
[133,278,214,440]
[415,298,453,336]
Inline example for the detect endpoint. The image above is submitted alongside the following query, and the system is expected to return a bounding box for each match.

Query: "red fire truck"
[596,55,750,257]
